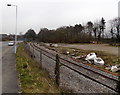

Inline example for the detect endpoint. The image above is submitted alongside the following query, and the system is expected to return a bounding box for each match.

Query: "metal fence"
[23,42,118,93]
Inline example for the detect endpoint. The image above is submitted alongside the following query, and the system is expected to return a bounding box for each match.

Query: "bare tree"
[100,17,106,38]
[96,18,106,42]
[109,17,120,42]
[87,21,93,37]
[93,21,100,40]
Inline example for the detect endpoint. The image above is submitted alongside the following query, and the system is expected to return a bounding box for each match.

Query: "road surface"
[2,41,19,93]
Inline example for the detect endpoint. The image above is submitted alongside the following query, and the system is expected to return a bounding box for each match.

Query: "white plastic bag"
[111,66,118,72]
[85,53,105,65]
[94,57,104,65]
[85,53,96,60]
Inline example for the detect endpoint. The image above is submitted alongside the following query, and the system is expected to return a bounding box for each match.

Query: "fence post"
[32,46,35,58]
[28,44,30,55]
[55,54,60,86]
[29,44,32,57]
[39,49,42,67]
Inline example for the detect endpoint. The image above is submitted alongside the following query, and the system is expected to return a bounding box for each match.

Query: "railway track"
[29,42,119,93]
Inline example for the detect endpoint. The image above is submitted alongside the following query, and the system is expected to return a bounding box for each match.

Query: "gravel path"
[59,44,119,56]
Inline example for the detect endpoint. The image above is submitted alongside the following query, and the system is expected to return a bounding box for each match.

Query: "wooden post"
[33,46,35,58]
[39,50,42,67]
[118,47,120,58]
[55,54,60,86]
[28,44,31,55]
[29,44,32,58]
[117,76,120,93]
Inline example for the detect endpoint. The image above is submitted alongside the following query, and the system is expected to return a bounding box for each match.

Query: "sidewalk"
[2,46,19,93]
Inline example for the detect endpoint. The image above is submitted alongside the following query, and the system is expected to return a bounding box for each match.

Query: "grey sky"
[2,0,120,34]
[118,1,120,17]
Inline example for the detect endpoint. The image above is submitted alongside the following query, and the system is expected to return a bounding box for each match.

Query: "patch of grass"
[16,43,62,93]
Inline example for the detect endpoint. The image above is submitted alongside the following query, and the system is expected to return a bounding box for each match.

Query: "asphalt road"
[2,41,19,93]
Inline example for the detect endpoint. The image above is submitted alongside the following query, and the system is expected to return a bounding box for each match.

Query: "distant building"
[0,34,15,41]
[0,34,8,41]
[8,35,15,40]
[0,34,24,41]
[1,34,7,38]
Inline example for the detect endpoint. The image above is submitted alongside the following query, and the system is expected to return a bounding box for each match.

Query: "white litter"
[49,43,58,47]
[85,52,104,65]
[105,65,120,72]
[111,66,118,72]
[53,44,58,47]
[66,51,70,54]
[85,53,96,60]
[94,57,104,65]
[73,56,80,59]
[105,66,111,70]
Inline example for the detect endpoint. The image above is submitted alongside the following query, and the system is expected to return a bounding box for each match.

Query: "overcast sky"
[1,0,120,35]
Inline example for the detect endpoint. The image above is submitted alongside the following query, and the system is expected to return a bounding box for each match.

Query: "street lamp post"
[7,4,17,54]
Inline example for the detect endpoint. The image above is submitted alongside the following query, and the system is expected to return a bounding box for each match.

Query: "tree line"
[24,17,120,43]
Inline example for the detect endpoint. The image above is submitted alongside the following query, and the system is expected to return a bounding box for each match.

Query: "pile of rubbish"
[85,53,104,65]
[71,52,104,65]
[72,52,120,72]
[105,64,120,72]
[46,44,119,72]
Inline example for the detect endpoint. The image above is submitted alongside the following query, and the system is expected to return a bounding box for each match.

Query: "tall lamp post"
[7,4,17,54]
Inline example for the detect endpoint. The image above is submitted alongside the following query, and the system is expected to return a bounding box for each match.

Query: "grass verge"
[16,43,61,93]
